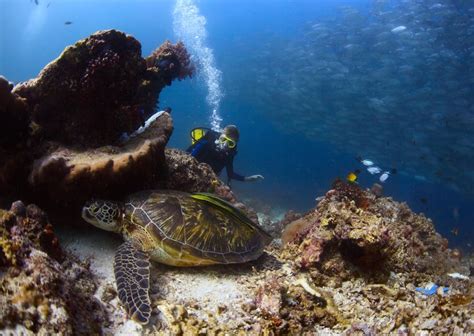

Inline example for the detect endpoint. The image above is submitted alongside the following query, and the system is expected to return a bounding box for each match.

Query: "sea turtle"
[81,190,272,324]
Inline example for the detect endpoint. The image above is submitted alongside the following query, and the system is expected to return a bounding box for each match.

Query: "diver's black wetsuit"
[186,130,245,183]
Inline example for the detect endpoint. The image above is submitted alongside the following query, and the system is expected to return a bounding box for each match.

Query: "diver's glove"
[244,174,264,182]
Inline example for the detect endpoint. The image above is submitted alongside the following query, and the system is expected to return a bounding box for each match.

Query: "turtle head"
[82,200,122,232]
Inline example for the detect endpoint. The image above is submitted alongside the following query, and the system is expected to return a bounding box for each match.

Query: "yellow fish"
[346,169,360,183]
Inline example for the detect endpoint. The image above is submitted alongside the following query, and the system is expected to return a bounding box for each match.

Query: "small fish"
[64,21,73,25]
[367,166,382,175]
[391,26,407,33]
[130,110,165,137]
[451,228,459,236]
[415,283,448,296]
[361,160,374,166]
[347,169,360,183]
[356,157,374,166]
[420,197,428,204]
[447,273,469,280]
[379,172,390,183]
[379,168,397,183]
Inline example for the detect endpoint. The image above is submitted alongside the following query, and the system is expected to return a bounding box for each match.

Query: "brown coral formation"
[13,30,191,147]
[0,30,194,214]
[29,111,173,211]
[161,148,226,196]
[281,180,459,281]
[0,76,29,147]
[0,201,106,335]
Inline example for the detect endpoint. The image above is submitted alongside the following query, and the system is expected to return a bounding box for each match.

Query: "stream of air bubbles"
[173,0,224,130]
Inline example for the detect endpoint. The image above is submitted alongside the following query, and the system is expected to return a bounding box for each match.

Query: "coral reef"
[1,183,470,335]
[0,30,194,213]
[1,27,471,336]
[0,77,31,202]
[282,180,460,281]
[0,201,106,335]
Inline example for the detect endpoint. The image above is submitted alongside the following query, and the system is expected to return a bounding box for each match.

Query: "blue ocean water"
[0,0,472,251]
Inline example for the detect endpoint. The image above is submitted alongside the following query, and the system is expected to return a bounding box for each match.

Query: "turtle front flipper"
[114,241,152,324]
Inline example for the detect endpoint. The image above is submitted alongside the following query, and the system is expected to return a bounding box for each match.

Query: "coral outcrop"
[29,111,173,211]
[161,148,226,196]
[13,30,191,147]
[0,201,106,335]
[0,30,194,213]
[233,182,471,335]
[282,180,459,281]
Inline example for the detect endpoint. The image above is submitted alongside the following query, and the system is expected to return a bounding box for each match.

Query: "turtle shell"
[123,190,272,265]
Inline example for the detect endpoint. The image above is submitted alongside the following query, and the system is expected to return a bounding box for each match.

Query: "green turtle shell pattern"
[122,190,272,266]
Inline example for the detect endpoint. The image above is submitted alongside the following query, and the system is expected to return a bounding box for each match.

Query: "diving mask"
[218,134,237,149]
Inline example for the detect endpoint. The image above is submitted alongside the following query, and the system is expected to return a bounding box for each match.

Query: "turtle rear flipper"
[114,241,152,324]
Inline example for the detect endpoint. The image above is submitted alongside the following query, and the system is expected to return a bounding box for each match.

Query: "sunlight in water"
[173,0,223,131]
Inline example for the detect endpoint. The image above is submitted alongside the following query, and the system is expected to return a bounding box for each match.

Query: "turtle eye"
[90,205,100,215]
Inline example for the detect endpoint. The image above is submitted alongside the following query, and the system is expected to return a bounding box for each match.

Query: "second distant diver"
[187,125,264,185]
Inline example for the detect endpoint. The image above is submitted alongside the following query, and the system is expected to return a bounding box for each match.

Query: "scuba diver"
[187,125,264,185]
